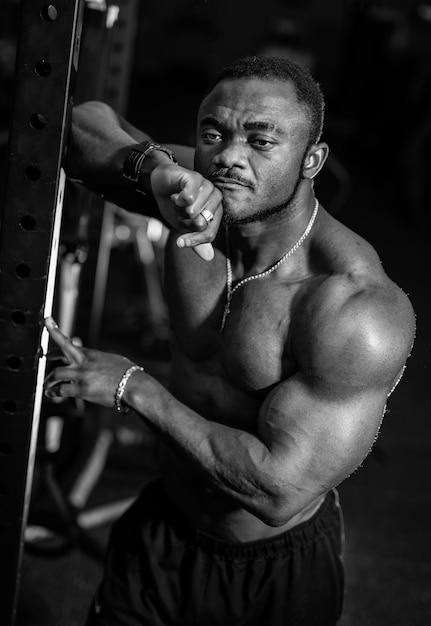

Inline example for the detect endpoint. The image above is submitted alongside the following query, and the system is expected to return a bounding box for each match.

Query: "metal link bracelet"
[114,364,145,414]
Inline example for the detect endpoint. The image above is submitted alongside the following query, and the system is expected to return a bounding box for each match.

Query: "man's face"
[194,77,311,225]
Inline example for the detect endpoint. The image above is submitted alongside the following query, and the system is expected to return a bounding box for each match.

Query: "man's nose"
[212,139,247,169]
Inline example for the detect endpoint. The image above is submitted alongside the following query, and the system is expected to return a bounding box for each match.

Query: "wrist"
[114,364,145,414]
[122,141,177,195]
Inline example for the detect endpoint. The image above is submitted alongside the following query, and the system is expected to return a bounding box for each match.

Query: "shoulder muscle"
[293,275,416,396]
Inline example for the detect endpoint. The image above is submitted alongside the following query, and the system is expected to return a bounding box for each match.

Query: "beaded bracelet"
[114,364,144,414]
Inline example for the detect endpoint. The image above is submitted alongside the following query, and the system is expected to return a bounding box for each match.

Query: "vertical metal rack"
[0,2,84,624]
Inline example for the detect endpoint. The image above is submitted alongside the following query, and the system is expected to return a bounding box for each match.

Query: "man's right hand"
[150,163,223,261]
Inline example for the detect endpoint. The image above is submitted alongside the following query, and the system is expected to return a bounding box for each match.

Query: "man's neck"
[226,194,318,276]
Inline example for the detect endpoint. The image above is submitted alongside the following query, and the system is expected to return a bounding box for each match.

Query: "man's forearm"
[124,371,297,526]
[69,101,193,187]
[78,145,176,222]
[68,101,173,218]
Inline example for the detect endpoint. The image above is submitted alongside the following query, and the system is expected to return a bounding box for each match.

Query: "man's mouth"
[209,172,253,189]
[213,177,249,188]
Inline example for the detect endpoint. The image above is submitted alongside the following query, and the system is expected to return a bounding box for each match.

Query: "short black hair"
[207,55,325,147]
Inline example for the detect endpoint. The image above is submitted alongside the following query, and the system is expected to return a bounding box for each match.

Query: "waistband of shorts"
[152,480,341,561]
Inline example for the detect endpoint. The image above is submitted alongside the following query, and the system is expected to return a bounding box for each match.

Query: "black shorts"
[86,479,344,626]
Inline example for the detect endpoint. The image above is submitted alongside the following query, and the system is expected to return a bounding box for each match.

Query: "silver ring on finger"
[200,208,214,225]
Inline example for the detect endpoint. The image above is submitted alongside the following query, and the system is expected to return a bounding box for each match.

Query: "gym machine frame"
[0,2,83,624]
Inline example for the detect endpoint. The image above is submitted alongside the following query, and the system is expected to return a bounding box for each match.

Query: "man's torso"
[157,208,391,541]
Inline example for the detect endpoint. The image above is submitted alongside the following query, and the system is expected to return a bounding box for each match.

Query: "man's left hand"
[44,317,137,409]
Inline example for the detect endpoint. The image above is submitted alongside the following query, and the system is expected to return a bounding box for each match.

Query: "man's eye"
[250,138,273,149]
[202,131,222,142]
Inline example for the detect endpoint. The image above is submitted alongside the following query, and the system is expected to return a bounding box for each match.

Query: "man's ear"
[302,142,329,180]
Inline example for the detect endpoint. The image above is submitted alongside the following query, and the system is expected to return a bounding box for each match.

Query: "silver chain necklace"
[221,198,319,331]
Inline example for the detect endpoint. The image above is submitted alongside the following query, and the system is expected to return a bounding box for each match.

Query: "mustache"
[208,169,254,188]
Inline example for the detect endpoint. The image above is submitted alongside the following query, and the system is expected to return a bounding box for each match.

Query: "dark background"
[1,0,430,624]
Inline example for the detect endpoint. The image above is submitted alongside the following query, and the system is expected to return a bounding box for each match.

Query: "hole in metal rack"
[6,355,22,371]
[15,263,31,279]
[0,442,13,455]
[11,310,26,325]
[25,165,41,181]
[35,59,52,77]
[40,5,58,22]
[2,400,17,414]
[20,214,36,231]
[30,113,47,130]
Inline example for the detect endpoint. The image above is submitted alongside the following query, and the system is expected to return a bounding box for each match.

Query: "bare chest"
[219,281,296,391]
[166,250,298,394]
